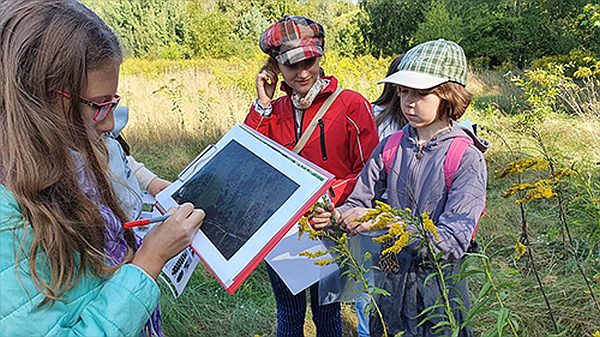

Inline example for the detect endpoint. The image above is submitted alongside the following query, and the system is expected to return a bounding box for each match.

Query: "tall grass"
[119,58,600,336]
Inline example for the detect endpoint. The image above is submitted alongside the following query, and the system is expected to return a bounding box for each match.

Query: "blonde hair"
[0,0,132,304]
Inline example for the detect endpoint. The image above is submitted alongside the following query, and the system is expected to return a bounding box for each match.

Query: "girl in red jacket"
[244,15,379,337]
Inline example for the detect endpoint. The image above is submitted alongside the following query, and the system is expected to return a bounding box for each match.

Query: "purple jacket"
[339,123,487,336]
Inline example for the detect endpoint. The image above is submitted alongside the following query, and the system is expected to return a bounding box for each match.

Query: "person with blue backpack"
[313,39,488,337]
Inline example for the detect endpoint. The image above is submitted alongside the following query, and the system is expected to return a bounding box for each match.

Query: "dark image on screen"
[171,140,300,260]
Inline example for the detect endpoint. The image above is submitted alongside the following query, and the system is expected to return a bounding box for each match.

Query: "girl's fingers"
[313,207,326,214]
[312,213,332,224]
[188,209,205,229]
[312,221,329,229]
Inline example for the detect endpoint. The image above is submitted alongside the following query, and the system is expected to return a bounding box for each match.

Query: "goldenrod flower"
[504,182,534,198]
[372,213,395,230]
[382,232,411,255]
[514,242,527,260]
[374,200,393,212]
[421,212,439,242]
[388,222,405,236]
[356,209,382,223]
[496,158,549,178]
[297,217,322,240]
[314,259,333,266]
[373,233,393,244]
[299,250,327,259]
[298,217,310,237]
[552,168,576,181]
[516,185,557,203]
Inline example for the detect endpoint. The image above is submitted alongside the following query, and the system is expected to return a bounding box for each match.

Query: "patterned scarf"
[290,77,329,110]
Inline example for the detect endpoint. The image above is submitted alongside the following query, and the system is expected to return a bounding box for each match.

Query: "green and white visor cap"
[379,39,468,90]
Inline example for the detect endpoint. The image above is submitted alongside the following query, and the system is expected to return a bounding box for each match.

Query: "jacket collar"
[280,75,338,99]
[403,122,489,153]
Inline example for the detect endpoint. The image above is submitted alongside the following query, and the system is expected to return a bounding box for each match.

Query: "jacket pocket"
[318,119,327,161]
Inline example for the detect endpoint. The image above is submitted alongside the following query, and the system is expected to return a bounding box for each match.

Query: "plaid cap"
[259,16,325,66]
[379,39,468,89]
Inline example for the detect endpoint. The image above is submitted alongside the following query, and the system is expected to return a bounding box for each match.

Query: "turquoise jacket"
[0,185,161,336]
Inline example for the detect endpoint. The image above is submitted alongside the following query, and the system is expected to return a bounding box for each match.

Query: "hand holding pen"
[131,203,205,279]
[124,214,172,228]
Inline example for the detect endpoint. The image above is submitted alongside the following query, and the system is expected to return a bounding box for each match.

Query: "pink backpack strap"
[444,136,486,239]
[382,130,403,175]
[443,136,473,190]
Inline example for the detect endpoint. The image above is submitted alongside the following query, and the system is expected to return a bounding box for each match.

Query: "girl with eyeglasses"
[0,1,205,336]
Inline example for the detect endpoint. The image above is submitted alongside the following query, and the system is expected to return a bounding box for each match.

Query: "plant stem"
[525,244,560,333]
[336,237,389,337]
[424,238,458,332]
[480,256,520,337]
[532,128,600,313]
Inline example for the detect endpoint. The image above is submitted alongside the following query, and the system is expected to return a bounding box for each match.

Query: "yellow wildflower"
[552,168,576,181]
[496,158,549,178]
[592,331,600,337]
[514,242,527,260]
[299,250,327,259]
[504,182,534,198]
[373,233,393,244]
[297,217,322,240]
[372,213,395,230]
[355,208,382,223]
[388,222,406,236]
[516,185,557,203]
[298,217,311,238]
[382,232,411,255]
[314,259,333,266]
[421,212,439,242]
[374,200,393,212]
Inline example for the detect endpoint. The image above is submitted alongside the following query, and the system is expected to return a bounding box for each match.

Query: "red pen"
[123,214,171,229]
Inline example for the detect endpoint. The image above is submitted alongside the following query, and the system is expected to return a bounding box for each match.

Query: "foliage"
[298,197,392,337]
[299,199,523,336]
[116,57,600,336]
[85,0,192,59]
[358,0,430,56]
[186,2,244,59]
[511,58,600,123]
[84,0,600,69]
[413,0,464,45]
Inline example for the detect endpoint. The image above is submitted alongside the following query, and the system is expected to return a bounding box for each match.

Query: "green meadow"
[81,0,600,334]
[119,57,600,336]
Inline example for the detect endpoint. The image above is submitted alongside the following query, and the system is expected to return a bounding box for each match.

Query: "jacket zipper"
[318,119,327,161]
[416,143,424,160]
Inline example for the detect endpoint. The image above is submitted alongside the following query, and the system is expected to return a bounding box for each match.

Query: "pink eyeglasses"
[55,90,120,122]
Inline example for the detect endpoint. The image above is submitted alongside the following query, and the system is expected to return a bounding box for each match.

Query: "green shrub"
[413,0,463,45]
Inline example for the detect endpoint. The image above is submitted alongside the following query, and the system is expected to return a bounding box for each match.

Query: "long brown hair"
[373,55,407,129]
[0,0,132,304]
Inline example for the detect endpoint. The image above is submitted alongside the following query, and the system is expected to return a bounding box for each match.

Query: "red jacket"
[244,76,379,204]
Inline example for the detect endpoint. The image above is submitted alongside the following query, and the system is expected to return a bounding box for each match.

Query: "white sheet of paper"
[265,225,339,295]
[159,247,201,299]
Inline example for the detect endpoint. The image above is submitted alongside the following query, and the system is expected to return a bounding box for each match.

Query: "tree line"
[84,0,600,68]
